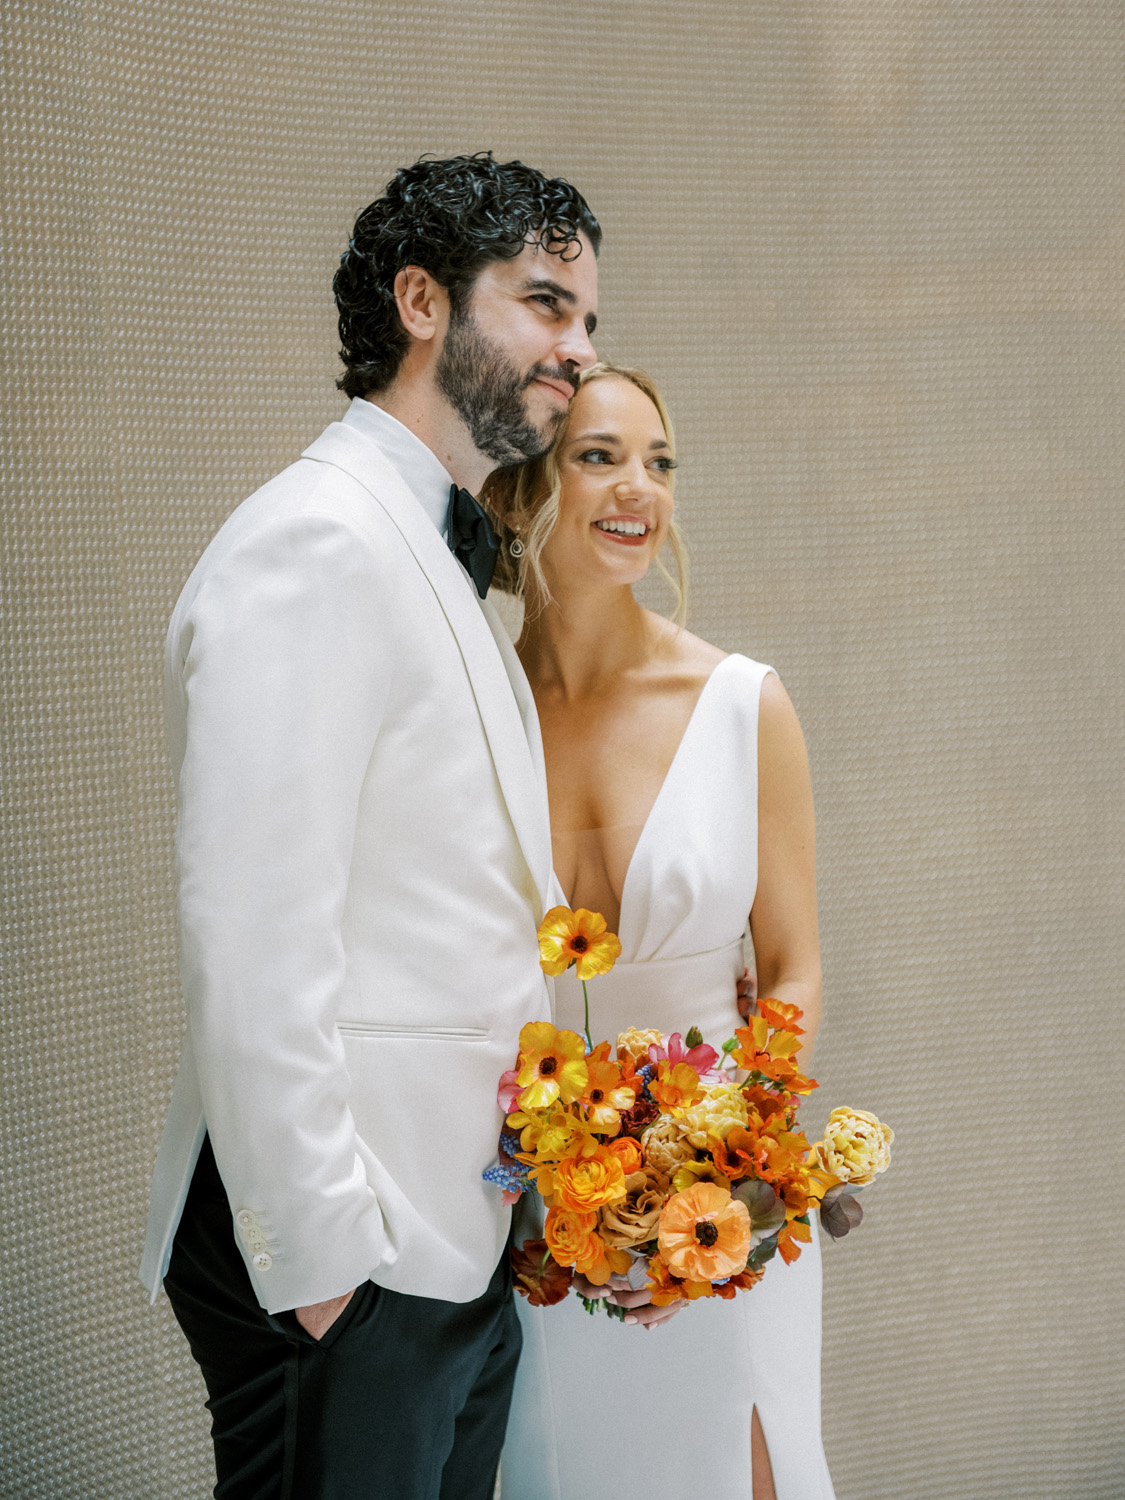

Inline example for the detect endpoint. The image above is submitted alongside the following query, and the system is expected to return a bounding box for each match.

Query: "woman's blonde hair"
[481,361,689,624]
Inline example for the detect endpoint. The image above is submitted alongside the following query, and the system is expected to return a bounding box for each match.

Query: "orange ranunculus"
[514,1021,589,1109]
[511,1239,574,1306]
[537,906,622,980]
[756,998,806,1035]
[577,1239,632,1286]
[552,1149,628,1213]
[580,1043,640,1132]
[657,1182,752,1282]
[606,1135,644,1175]
[648,1060,705,1113]
[544,1205,601,1268]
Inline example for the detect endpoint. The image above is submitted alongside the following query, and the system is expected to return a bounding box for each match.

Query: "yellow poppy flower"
[514,1022,589,1109]
[537,906,622,980]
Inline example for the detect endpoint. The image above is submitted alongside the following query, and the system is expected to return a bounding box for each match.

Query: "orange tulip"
[657,1182,752,1282]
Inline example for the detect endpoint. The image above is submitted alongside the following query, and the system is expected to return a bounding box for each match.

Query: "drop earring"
[509,532,525,559]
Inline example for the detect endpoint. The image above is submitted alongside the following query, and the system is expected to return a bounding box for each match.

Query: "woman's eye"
[651,457,678,473]
[578,448,614,464]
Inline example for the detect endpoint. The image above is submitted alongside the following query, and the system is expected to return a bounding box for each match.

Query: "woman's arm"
[749,672,822,1061]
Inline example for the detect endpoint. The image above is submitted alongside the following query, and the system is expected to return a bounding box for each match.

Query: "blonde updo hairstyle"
[482,361,688,624]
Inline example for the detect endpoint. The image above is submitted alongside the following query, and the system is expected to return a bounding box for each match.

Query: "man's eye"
[578,449,613,464]
[534,295,558,312]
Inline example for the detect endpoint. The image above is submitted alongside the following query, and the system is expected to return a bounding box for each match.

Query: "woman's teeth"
[595,519,647,536]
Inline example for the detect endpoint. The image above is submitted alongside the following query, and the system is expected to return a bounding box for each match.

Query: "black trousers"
[165,1137,521,1500]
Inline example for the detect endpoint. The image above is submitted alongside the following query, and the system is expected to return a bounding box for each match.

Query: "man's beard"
[435,304,576,468]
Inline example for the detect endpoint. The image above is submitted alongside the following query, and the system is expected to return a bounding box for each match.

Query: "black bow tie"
[445,484,499,599]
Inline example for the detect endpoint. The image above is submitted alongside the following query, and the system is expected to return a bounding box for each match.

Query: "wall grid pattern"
[2,2,1123,1495]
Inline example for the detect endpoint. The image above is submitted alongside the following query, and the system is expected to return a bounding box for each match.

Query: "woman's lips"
[592,517,650,547]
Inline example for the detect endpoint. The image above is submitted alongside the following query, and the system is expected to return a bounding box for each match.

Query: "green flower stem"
[581,978,592,1053]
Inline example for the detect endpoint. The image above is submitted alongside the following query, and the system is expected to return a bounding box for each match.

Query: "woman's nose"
[615,460,648,495]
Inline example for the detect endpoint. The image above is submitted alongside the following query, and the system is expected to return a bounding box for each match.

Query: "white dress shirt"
[344,396,453,538]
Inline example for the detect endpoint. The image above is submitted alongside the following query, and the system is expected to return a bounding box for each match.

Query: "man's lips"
[532,375,576,404]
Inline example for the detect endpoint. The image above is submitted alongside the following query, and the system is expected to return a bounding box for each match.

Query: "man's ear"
[393,266,449,345]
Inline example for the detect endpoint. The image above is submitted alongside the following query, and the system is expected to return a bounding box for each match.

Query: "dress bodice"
[550,653,773,1047]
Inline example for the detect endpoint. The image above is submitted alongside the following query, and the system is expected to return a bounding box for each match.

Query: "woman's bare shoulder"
[643,612,728,675]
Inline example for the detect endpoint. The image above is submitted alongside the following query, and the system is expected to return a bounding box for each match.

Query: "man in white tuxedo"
[140,154,599,1498]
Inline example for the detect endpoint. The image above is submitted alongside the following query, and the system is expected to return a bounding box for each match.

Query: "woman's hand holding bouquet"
[484,907,894,1316]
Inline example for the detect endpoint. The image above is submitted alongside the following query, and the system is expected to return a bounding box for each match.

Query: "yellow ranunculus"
[678,1083,749,1149]
[814,1107,894,1185]
[537,907,622,980]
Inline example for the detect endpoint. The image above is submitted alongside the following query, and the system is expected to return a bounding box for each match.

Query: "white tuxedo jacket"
[140,409,552,1314]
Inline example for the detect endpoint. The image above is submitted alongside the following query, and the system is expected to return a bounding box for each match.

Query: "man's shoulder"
[199,430,402,565]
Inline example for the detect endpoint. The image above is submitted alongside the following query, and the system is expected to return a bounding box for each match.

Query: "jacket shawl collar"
[302,420,553,916]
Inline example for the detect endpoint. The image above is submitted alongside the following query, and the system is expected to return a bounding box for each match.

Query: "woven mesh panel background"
[3,2,1122,1495]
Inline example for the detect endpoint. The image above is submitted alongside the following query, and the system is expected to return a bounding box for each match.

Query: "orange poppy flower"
[708,1125,766,1180]
[756,997,806,1035]
[537,906,622,980]
[648,1060,705,1113]
[579,1043,640,1132]
[657,1182,752,1282]
[514,1021,589,1109]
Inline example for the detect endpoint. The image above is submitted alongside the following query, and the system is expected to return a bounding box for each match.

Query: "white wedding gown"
[501,654,835,1500]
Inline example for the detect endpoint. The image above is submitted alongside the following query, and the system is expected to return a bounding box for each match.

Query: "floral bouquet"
[484,907,894,1314]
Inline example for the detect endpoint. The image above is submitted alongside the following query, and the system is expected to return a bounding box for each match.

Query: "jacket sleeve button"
[236,1210,254,1228]
[252,1252,273,1271]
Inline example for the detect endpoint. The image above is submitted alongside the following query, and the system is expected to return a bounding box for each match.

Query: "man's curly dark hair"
[333,153,601,399]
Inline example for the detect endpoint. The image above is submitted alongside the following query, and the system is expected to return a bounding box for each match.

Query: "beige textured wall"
[2,2,1122,1495]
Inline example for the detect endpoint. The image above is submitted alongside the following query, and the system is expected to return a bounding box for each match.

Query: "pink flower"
[647,1032,721,1081]
[497,1068,522,1114]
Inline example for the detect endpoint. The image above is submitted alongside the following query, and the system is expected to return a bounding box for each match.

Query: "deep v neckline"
[551,653,737,945]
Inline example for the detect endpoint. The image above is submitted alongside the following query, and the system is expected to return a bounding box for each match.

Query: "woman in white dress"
[484,363,834,1500]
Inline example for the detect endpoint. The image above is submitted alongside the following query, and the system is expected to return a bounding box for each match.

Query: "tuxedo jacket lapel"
[302,422,552,914]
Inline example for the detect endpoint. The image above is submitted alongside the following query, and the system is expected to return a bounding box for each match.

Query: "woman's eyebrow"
[568,430,670,450]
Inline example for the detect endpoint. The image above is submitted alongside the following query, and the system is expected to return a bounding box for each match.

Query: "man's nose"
[557,315,597,373]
